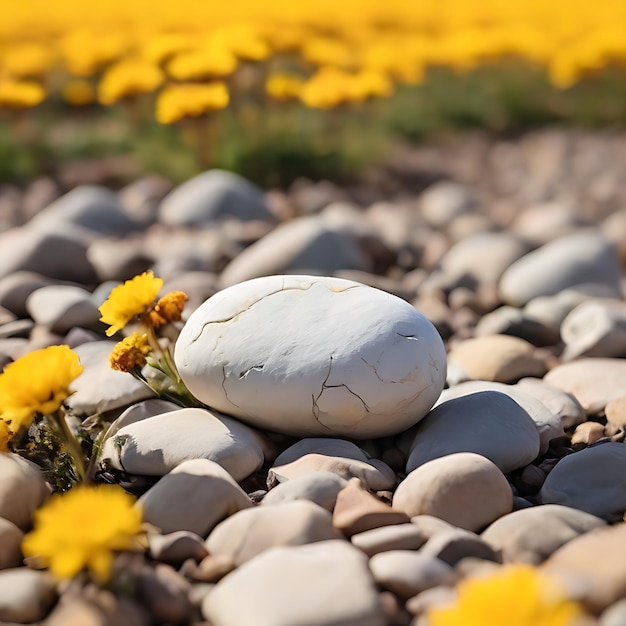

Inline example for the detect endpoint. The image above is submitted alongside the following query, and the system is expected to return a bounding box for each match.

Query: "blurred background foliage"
[0,0,625,187]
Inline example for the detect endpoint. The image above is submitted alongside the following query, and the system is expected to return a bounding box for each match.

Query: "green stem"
[49,410,86,483]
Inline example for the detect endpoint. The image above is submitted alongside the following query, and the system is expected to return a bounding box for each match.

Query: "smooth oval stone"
[0,569,57,623]
[539,442,626,520]
[100,407,266,482]
[0,518,23,569]
[175,275,447,438]
[499,232,622,306]
[159,169,275,227]
[262,471,347,511]
[516,378,586,429]
[544,358,626,415]
[406,391,540,474]
[393,452,513,532]
[481,504,606,564]
[202,540,385,626]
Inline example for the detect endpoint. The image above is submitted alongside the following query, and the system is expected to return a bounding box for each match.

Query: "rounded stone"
[393,452,513,532]
[539,442,626,520]
[406,391,541,474]
[175,275,447,438]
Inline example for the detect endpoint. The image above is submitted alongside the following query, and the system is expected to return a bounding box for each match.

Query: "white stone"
[175,275,447,438]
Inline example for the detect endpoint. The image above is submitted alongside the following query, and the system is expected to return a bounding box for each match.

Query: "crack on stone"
[397,332,419,340]
[238,364,264,379]
[221,365,241,408]
[189,283,316,342]
[360,356,403,385]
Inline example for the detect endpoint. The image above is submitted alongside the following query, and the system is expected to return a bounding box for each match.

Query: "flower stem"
[48,410,87,483]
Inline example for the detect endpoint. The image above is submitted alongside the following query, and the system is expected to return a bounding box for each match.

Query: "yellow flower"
[0,419,12,452]
[62,79,96,106]
[2,43,56,78]
[0,346,83,433]
[109,332,152,373]
[98,271,163,337]
[98,58,164,105]
[428,564,586,626]
[266,73,304,101]
[22,484,143,582]
[0,79,45,108]
[166,47,238,80]
[156,82,229,124]
[148,291,188,328]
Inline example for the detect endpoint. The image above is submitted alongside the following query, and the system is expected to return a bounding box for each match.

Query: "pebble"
[544,358,626,415]
[571,422,606,446]
[605,396,626,434]
[351,523,429,557]
[419,181,479,228]
[262,471,347,511]
[0,518,23,570]
[419,528,500,566]
[0,271,56,318]
[481,504,606,564]
[159,169,276,226]
[499,232,622,306]
[393,452,513,532]
[0,569,57,623]
[205,501,342,566]
[543,523,626,614]
[447,334,547,384]
[175,274,446,439]
[539,442,626,520]
[406,391,541,474]
[474,305,560,346]
[202,540,385,626]
[369,550,457,597]
[147,530,209,565]
[560,299,626,360]
[138,459,253,537]
[0,454,49,531]
[99,407,266,481]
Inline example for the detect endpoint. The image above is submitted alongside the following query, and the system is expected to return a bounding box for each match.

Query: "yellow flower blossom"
[0,79,45,108]
[98,271,163,337]
[22,484,143,582]
[266,73,304,101]
[0,420,12,452]
[141,33,193,65]
[2,42,56,78]
[166,47,238,80]
[109,332,152,373]
[98,58,164,105]
[156,82,229,124]
[0,346,83,433]
[428,564,586,626]
[148,291,188,328]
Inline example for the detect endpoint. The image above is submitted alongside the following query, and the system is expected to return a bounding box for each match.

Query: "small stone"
[262,471,347,511]
[540,443,626,520]
[600,598,626,626]
[393,452,513,532]
[0,271,56,318]
[419,182,479,228]
[138,459,252,537]
[159,169,275,226]
[0,453,48,531]
[474,306,560,347]
[544,359,626,415]
[447,334,548,384]
[175,274,446,439]
[0,569,56,623]
[419,528,501,566]
[369,550,457,597]
[100,407,266,482]
[147,531,209,565]
[202,540,385,626]
[481,504,606,564]
[184,554,235,583]
[605,396,626,434]
[571,422,605,447]
[407,391,540,474]
[205,501,342,566]
[0,518,22,570]
[516,378,586,429]
[87,239,153,283]
[351,523,428,557]
[543,523,626,614]
[333,478,410,536]
[499,232,622,306]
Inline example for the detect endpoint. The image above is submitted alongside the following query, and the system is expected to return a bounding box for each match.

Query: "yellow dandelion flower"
[22,484,143,582]
[2,43,56,78]
[98,271,163,337]
[0,79,45,109]
[141,33,193,65]
[0,346,83,433]
[166,47,238,81]
[148,291,188,328]
[0,419,12,452]
[62,79,96,106]
[98,58,164,105]
[428,564,586,626]
[109,332,152,373]
[266,73,304,101]
[156,82,229,124]
[299,67,355,109]
[351,69,394,102]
